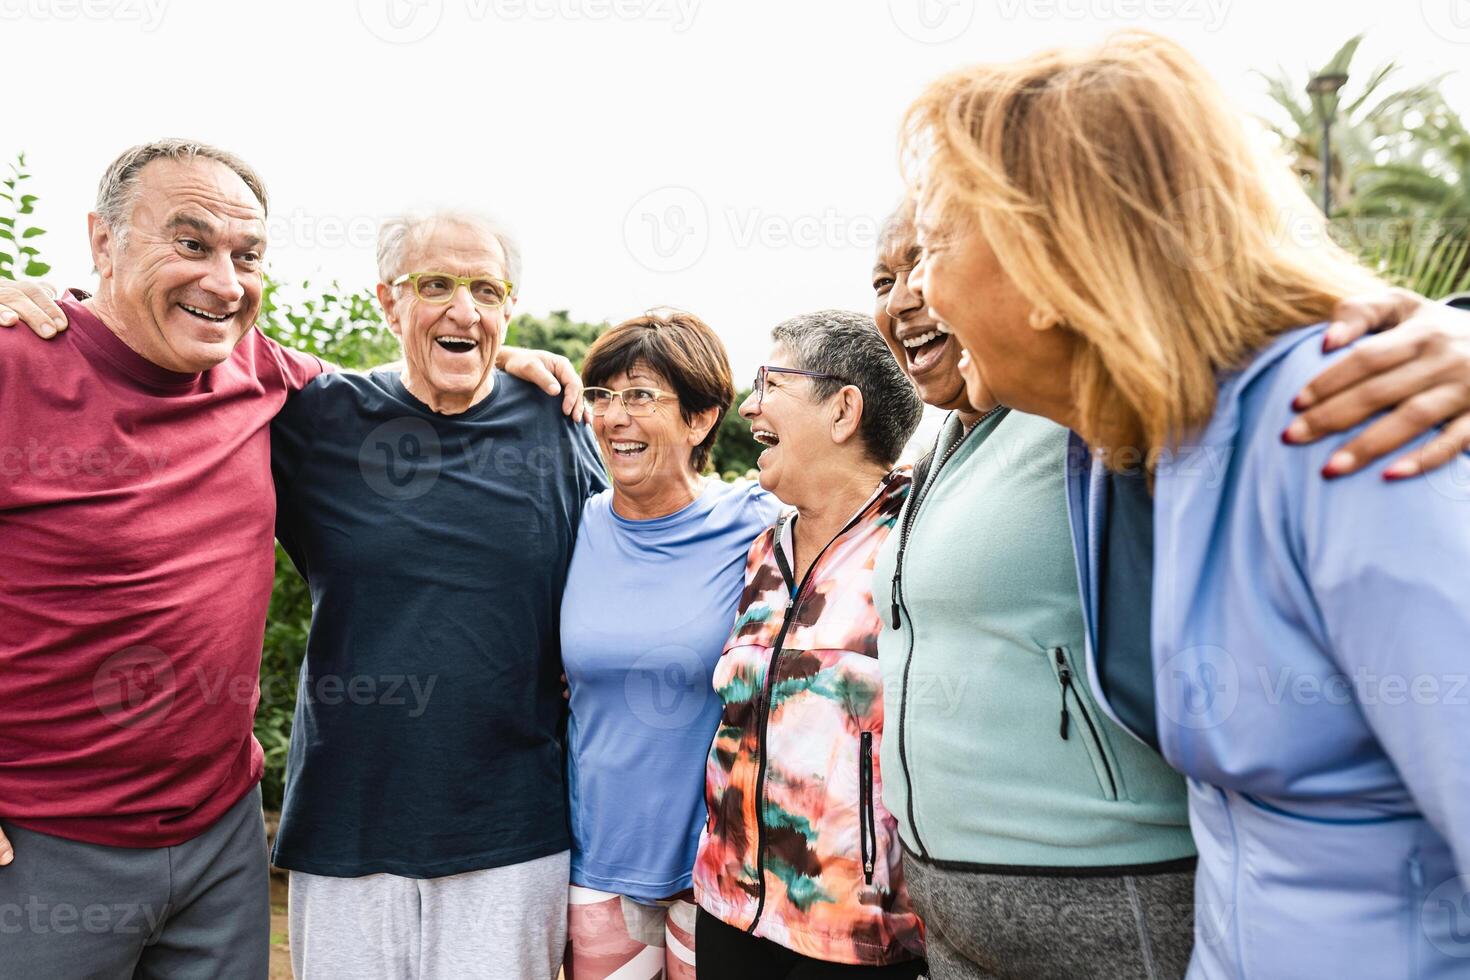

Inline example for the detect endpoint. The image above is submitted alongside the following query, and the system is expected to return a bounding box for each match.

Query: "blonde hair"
[901,31,1379,460]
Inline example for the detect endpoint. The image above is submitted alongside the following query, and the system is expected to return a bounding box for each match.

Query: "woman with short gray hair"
[693,311,928,978]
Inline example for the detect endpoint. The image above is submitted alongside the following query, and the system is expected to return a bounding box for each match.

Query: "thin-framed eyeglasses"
[751,365,849,410]
[390,271,515,308]
[582,386,678,417]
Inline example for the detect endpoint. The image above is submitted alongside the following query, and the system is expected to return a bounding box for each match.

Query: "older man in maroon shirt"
[0,141,321,979]
[0,139,579,980]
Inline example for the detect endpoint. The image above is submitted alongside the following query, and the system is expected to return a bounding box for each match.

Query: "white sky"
[5,0,1468,390]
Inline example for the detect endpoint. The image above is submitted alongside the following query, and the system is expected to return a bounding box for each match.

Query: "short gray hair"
[96,139,268,245]
[771,310,923,465]
[376,210,523,295]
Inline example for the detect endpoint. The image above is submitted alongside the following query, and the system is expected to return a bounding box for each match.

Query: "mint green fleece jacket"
[873,409,1193,871]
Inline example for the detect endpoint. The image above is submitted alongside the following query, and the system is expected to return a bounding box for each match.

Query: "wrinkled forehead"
[127,158,267,241]
[763,342,800,372]
[911,184,975,241]
[875,215,920,269]
[402,219,508,278]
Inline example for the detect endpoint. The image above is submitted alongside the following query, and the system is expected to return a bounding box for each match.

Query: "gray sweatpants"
[903,854,1195,980]
[288,848,570,980]
[0,785,270,980]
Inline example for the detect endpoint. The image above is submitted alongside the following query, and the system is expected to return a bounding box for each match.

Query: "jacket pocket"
[859,731,876,885]
[1047,646,1119,801]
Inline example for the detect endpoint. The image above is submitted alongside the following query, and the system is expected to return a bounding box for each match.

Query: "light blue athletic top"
[561,478,780,902]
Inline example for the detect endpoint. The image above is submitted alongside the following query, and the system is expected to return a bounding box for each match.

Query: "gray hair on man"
[376,210,524,296]
[95,139,269,249]
[771,310,924,465]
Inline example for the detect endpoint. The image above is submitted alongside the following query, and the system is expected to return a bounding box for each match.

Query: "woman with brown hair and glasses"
[560,310,781,979]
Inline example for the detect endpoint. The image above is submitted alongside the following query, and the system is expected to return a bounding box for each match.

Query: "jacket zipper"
[859,731,876,885]
[747,478,893,933]
[1054,647,1118,799]
[890,408,1002,858]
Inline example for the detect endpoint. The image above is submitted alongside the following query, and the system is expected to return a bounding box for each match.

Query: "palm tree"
[1257,35,1449,216]
[1355,107,1470,220]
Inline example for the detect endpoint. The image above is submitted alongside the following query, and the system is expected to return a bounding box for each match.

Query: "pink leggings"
[565,885,697,979]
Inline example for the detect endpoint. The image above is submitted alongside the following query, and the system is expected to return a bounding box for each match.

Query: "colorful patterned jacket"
[693,470,924,966]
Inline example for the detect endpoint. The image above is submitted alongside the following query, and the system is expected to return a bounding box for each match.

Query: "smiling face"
[89,157,266,373]
[738,344,834,501]
[872,213,972,413]
[593,362,712,497]
[913,197,1077,424]
[376,219,513,412]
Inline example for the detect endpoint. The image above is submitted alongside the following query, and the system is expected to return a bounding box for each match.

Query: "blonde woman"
[904,31,1470,979]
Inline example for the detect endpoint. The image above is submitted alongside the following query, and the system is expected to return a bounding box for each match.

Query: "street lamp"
[1307,71,1350,216]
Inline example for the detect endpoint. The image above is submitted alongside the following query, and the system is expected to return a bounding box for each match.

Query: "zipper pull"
[890,571,902,629]
[1055,648,1071,740]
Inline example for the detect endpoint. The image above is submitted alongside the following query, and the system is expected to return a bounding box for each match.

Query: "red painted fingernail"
[1322,450,1356,478]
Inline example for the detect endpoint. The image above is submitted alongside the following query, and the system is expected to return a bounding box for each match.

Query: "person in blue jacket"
[901,31,1470,979]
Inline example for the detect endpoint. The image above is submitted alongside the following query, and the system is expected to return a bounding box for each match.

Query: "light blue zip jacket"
[1067,323,1470,979]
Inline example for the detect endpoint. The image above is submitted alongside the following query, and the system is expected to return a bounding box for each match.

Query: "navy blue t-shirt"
[269,368,607,878]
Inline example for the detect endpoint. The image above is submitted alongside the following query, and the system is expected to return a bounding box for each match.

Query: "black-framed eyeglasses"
[751,365,849,410]
[582,386,677,417]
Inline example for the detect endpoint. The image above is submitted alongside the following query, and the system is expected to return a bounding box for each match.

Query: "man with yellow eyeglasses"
[266,209,608,980]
